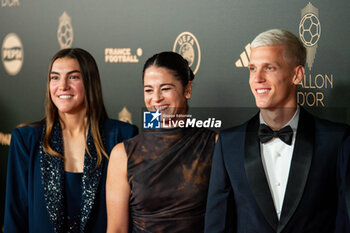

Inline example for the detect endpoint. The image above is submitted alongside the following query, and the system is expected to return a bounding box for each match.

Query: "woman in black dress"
[106,51,217,233]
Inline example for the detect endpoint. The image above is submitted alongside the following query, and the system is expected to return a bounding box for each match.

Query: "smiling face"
[143,66,191,117]
[248,45,304,110]
[49,57,86,115]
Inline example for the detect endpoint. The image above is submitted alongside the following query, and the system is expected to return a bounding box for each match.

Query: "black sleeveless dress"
[125,127,216,233]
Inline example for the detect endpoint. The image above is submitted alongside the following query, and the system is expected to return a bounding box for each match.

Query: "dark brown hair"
[142,51,195,87]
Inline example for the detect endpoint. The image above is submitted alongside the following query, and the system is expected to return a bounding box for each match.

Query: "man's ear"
[293,65,305,85]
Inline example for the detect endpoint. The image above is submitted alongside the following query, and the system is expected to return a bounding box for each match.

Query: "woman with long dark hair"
[106,51,216,233]
[4,48,138,233]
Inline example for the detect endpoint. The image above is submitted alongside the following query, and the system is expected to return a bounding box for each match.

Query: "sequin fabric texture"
[40,121,104,233]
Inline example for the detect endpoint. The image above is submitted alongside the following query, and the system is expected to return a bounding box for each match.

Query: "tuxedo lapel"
[244,114,279,231]
[278,108,314,232]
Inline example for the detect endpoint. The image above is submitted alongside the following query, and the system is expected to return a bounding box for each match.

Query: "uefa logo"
[173,32,201,74]
[1,33,23,76]
[143,111,161,129]
[57,12,74,49]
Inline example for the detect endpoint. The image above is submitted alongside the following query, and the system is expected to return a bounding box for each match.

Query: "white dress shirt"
[259,106,300,219]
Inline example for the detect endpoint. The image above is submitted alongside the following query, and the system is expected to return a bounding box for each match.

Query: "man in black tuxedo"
[337,136,350,232]
[204,29,350,233]
[346,140,350,226]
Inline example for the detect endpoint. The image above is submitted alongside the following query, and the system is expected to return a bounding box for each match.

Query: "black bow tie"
[258,124,293,145]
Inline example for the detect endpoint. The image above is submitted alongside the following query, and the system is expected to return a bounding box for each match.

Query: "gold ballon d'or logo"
[1,33,23,76]
[299,2,321,71]
[173,32,201,74]
[57,12,74,49]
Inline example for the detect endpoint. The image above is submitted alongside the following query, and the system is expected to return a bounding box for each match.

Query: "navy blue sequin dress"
[4,119,138,233]
[64,172,83,233]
